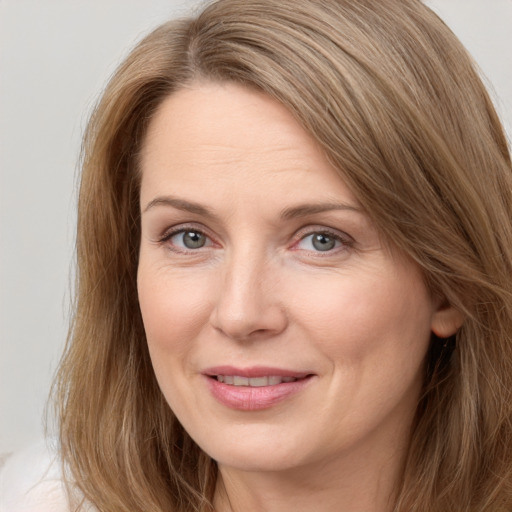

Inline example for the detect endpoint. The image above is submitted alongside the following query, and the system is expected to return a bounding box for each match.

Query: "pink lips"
[203,366,313,411]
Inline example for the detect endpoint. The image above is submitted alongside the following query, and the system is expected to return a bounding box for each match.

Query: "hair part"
[54,1,512,510]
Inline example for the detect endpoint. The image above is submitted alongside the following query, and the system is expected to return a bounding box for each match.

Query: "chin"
[214,448,305,473]
[188,427,301,471]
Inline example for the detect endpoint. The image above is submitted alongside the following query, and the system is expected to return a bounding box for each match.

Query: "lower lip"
[205,376,313,411]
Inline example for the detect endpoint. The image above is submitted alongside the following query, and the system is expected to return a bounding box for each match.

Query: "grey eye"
[296,232,342,252]
[172,230,208,249]
[311,233,336,251]
[183,231,206,249]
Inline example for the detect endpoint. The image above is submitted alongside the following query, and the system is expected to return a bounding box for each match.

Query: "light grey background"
[1,1,511,454]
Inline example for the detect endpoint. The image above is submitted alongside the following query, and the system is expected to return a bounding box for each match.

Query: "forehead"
[140,81,359,208]
[142,82,321,169]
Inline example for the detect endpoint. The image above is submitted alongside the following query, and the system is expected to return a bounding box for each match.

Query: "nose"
[209,250,288,342]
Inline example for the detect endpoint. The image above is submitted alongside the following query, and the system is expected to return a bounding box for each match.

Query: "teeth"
[233,376,249,386]
[216,375,298,386]
[246,377,268,387]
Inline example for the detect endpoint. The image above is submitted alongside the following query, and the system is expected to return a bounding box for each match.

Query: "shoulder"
[0,439,70,512]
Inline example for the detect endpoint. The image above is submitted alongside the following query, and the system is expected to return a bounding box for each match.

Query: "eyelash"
[292,228,354,255]
[157,225,353,255]
[157,224,215,253]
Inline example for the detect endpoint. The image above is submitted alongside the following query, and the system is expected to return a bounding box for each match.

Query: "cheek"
[291,270,433,433]
[287,267,434,366]
[137,265,215,359]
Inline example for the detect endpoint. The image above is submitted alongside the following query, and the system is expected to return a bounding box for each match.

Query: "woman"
[3,0,512,510]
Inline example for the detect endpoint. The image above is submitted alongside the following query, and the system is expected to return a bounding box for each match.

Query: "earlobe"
[431,304,464,338]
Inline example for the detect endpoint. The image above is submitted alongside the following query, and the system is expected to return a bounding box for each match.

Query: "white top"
[0,439,88,512]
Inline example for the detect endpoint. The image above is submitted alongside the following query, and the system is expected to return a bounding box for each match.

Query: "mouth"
[203,368,314,410]
[212,375,302,387]
[204,366,312,385]
[203,367,314,410]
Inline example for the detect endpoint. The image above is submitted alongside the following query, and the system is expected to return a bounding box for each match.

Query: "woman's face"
[137,82,457,474]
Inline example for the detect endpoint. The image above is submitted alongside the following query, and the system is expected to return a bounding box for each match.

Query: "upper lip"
[202,366,312,379]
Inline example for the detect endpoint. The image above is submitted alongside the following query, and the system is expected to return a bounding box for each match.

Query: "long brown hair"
[54,1,512,510]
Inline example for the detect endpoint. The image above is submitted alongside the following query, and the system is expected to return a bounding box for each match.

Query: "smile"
[204,367,314,410]
[215,375,298,386]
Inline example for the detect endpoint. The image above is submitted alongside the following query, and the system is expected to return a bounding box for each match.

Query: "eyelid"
[157,223,217,250]
[291,225,354,252]
[154,222,354,255]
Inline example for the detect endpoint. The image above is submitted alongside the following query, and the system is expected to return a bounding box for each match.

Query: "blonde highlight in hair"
[54,1,512,510]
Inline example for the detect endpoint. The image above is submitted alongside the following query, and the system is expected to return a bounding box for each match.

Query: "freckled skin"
[137,82,461,511]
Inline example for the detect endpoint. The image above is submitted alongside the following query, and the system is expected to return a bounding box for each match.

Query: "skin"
[137,81,462,512]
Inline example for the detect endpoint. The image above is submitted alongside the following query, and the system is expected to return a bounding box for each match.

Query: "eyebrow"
[143,196,219,220]
[143,195,361,220]
[280,202,361,220]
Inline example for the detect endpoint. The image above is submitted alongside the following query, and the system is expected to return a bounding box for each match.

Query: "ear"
[431,302,464,338]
